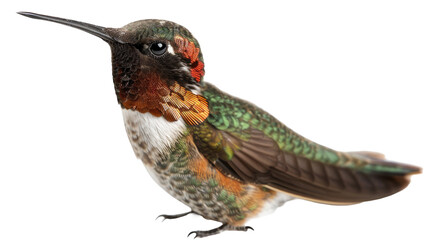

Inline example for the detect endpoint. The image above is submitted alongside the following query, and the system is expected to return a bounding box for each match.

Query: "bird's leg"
[188,223,254,238]
[156,210,196,221]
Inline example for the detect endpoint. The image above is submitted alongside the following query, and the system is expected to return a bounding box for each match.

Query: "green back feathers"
[200,83,420,176]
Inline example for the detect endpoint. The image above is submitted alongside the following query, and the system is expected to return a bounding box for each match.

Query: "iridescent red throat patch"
[120,71,209,126]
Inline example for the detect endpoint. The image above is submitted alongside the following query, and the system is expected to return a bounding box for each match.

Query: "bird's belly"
[121,109,236,222]
[143,163,237,223]
[143,158,293,224]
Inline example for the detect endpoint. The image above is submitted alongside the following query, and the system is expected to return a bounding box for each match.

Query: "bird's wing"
[193,83,421,205]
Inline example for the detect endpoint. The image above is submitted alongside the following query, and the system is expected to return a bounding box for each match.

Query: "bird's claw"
[187,224,254,238]
[156,211,195,221]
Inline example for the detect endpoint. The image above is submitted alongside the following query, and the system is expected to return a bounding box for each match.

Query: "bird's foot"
[188,223,254,238]
[156,210,196,221]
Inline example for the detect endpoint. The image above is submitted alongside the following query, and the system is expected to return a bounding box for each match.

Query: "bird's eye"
[150,42,167,56]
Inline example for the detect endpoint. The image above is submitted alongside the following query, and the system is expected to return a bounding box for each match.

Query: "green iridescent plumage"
[196,83,417,175]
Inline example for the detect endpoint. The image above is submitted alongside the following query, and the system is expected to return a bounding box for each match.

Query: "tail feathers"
[264,150,421,205]
[342,150,422,203]
[348,151,422,176]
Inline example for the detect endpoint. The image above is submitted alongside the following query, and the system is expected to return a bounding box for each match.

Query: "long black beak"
[18,12,119,43]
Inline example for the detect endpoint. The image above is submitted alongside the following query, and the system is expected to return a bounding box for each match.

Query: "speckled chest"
[122,109,245,223]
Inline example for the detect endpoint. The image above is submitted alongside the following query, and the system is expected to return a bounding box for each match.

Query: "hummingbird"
[19,12,422,238]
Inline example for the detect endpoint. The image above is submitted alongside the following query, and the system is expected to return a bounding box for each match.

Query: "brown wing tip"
[406,165,423,175]
[394,162,423,176]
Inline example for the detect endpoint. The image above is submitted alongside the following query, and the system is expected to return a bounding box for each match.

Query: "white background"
[1,1,427,239]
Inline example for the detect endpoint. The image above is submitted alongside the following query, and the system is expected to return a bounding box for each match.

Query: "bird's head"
[19,12,209,125]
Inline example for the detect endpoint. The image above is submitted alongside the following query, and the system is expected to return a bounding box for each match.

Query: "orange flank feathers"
[186,135,243,194]
[185,136,278,225]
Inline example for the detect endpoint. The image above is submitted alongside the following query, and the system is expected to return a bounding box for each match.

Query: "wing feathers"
[198,83,420,204]
[207,127,417,204]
